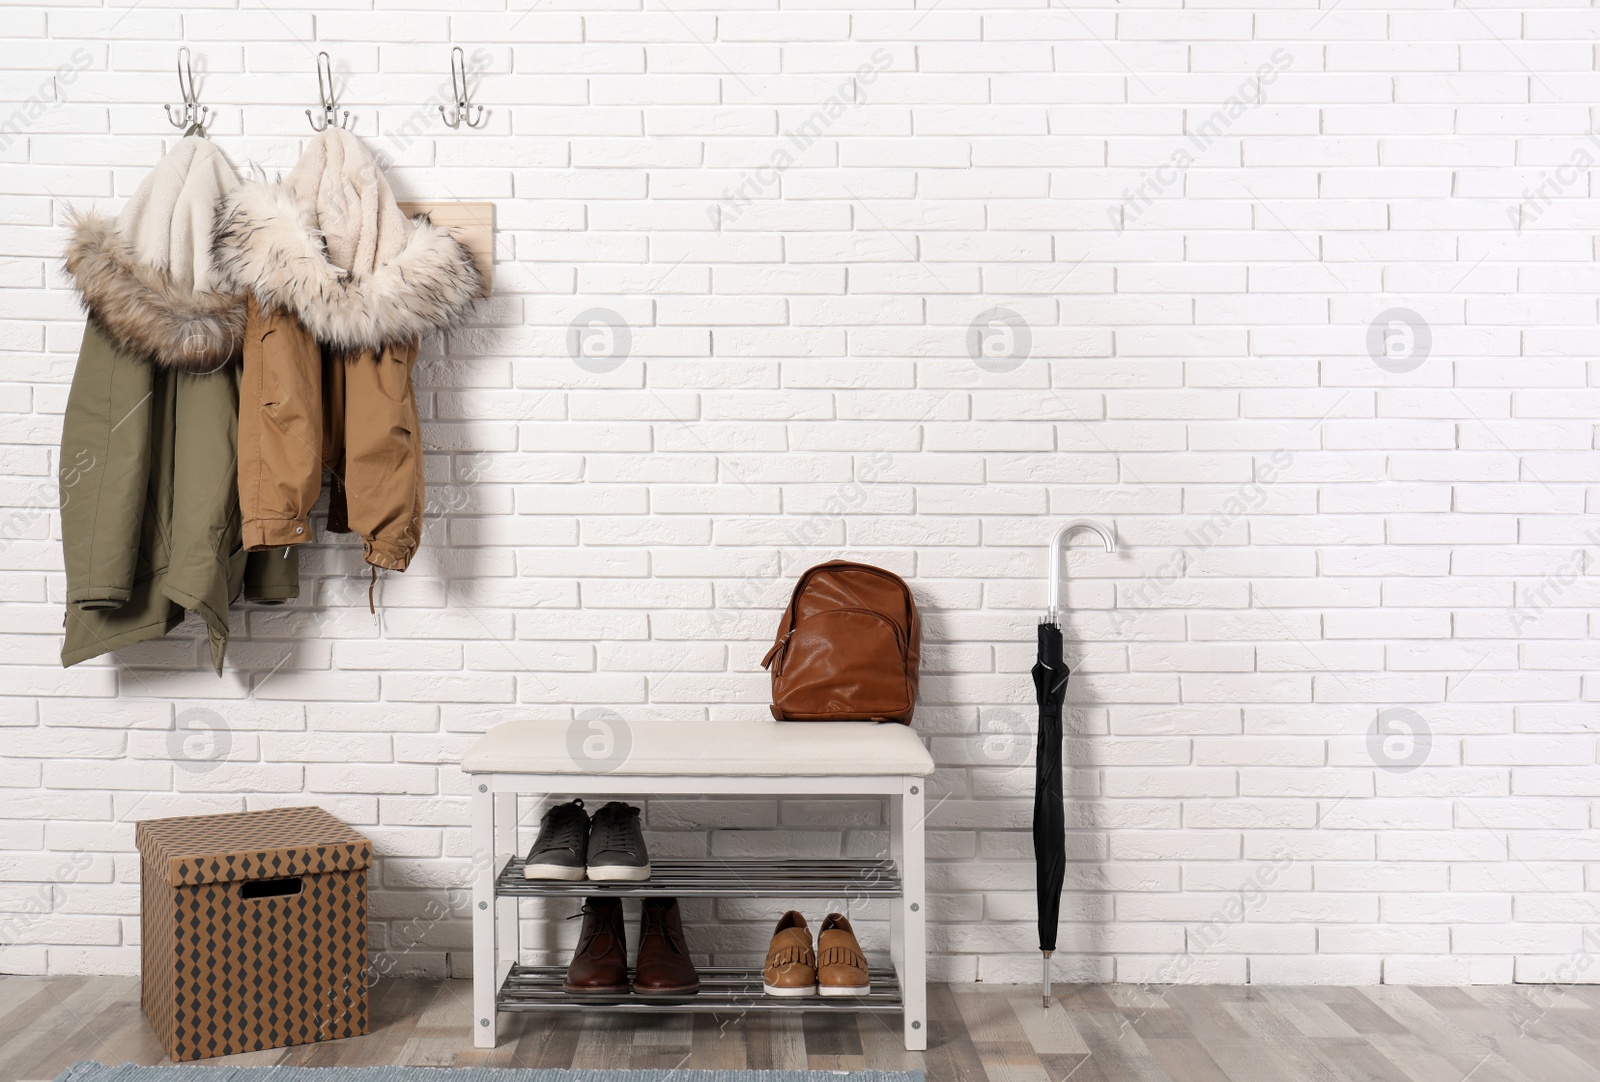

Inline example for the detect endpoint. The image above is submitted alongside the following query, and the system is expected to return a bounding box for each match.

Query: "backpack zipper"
[765,607,906,678]
[761,630,793,671]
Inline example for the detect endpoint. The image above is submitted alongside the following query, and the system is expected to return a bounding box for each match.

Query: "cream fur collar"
[210,180,481,354]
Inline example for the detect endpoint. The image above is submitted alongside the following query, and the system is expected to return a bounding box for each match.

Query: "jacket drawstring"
[368,565,377,615]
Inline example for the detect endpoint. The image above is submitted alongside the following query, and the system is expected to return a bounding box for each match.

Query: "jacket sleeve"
[59,321,153,610]
[242,545,299,604]
[331,337,425,572]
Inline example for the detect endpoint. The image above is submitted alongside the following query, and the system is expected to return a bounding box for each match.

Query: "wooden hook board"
[398,200,494,297]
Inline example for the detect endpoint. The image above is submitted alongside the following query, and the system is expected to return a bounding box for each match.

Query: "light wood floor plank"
[0,977,85,1065]
[1005,991,1091,1056]
[1194,1038,1345,1082]
[569,1002,642,1070]
[1321,989,1408,1037]
[690,1012,750,1070]
[807,1010,868,1060]
[754,1013,813,1072]
[949,990,1048,1082]
[1306,1037,1412,1082]
[1164,985,1254,1044]
[6,975,146,1079]
[396,978,483,1067]
[1267,989,1364,1041]
[952,986,1034,1047]
[1357,988,1540,1082]
[506,1010,584,1070]
[857,1011,929,1075]
[1064,1004,1179,1082]
[1141,1036,1231,1082]
[922,983,991,1082]
[3,975,1598,1082]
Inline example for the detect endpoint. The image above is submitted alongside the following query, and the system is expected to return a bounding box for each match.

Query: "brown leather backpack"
[761,561,920,724]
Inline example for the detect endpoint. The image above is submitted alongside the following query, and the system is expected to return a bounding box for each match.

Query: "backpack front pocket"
[774,607,912,720]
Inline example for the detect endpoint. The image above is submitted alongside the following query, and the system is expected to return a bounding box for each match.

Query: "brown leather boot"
[632,897,700,995]
[564,897,629,994]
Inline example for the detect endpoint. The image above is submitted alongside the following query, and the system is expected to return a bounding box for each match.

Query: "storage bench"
[460,717,935,1050]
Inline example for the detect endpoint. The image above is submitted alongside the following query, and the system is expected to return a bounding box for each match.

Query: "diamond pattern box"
[134,806,371,1061]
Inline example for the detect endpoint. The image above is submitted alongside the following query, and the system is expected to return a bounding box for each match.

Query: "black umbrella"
[1033,520,1115,1008]
[1031,620,1069,1009]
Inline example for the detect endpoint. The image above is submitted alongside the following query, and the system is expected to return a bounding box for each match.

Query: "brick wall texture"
[1,2,1597,988]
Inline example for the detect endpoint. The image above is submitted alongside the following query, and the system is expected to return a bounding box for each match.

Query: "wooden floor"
[4,975,1600,1081]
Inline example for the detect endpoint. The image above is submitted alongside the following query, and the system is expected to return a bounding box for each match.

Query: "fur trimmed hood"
[65,212,246,371]
[210,130,481,354]
[63,136,244,371]
[211,183,481,354]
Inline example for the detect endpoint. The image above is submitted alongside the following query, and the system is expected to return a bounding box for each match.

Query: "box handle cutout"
[240,876,303,900]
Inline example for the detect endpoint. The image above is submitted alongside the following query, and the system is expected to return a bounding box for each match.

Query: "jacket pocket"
[373,341,416,404]
[263,342,316,413]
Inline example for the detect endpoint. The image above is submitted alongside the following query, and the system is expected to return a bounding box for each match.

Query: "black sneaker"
[523,799,590,880]
[586,801,650,882]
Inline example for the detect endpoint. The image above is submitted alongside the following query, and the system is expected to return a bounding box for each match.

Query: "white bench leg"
[472,786,497,1048]
[495,792,520,976]
[894,778,927,1051]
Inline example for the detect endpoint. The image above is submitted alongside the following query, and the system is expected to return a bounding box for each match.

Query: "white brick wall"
[1,1,1597,989]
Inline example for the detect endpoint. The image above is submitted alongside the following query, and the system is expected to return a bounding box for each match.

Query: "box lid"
[134,806,371,887]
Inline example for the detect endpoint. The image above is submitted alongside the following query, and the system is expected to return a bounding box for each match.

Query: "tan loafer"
[817,912,870,997]
[762,910,817,997]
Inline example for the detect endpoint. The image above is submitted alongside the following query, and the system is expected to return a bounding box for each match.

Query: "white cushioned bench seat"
[462,717,934,777]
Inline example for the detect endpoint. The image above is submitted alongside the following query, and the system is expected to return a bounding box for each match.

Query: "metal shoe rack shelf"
[495,857,905,1014]
[470,771,928,1051]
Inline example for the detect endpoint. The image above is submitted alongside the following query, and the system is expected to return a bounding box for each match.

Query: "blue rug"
[55,1068,924,1082]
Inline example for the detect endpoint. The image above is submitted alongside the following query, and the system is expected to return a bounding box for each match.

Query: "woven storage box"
[134,806,371,1061]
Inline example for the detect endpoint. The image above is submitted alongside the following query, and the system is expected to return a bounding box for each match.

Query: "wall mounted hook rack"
[306,51,353,132]
[164,47,210,133]
[439,46,488,129]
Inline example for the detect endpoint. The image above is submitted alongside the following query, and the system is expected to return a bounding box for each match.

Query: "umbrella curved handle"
[1048,519,1115,624]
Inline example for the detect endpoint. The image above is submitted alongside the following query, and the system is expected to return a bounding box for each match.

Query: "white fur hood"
[210,131,481,354]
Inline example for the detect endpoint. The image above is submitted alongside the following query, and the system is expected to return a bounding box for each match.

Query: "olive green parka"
[59,136,298,673]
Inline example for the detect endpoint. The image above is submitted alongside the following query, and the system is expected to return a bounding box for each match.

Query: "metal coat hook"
[306,52,353,132]
[164,47,210,132]
[439,46,487,129]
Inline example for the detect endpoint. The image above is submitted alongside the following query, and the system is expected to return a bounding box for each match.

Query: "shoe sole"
[523,863,586,881]
[633,983,701,996]
[563,982,631,995]
[586,864,651,882]
[762,983,818,997]
[818,984,871,997]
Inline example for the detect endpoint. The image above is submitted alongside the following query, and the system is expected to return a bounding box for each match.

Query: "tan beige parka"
[210,129,481,572]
